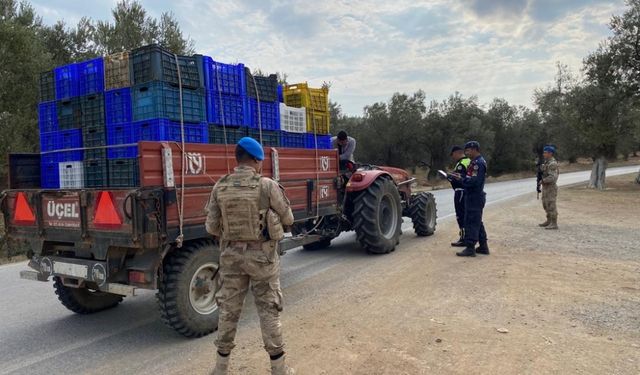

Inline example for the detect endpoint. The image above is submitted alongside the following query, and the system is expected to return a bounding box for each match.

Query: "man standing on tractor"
[448,145,471,247]
[451,141,490,257]
[331,130,356,170]
[206,137,295,375]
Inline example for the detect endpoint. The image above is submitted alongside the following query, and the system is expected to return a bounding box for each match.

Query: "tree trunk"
[635,169,640,185]
[588,156,607,190]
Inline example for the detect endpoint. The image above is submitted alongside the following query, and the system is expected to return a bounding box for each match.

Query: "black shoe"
[450,239,466,247]
[456,246,476,257]
[476,243,490,255]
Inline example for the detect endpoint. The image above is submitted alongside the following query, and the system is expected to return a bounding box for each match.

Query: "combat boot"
[271,354,295,375]
[476,241,490,255]
[538,215,550,227]
[212,352,230,375]
[456,245,476,257]
[545,216,558,230]
[451,230,466,247]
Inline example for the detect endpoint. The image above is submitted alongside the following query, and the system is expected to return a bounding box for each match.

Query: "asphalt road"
[0,165,637,375]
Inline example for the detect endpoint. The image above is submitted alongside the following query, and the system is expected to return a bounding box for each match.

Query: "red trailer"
[1,141,437,337]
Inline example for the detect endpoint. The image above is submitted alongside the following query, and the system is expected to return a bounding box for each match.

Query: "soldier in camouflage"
[206,137,295,375]
[539,145,559,230]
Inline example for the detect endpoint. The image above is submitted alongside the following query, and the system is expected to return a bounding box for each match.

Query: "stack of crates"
[202,57,250,145]
[245,69,281,146]
[38,57,106,188]
[38,46,334,189]
[281,83,332,149]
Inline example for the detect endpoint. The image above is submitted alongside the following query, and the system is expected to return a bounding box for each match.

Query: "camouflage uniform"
[205,165,294,356]
[541,157,559,225]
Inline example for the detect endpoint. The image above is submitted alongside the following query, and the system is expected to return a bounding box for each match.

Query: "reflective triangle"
[14,192,35,223]
[94,191,121,226]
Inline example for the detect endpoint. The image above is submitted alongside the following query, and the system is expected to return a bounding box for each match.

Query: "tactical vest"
[215,173,270,241]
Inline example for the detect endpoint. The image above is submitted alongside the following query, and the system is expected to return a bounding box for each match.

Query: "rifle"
[536,158,543,200]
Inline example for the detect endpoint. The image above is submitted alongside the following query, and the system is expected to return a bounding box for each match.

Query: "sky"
[30,0,626,116]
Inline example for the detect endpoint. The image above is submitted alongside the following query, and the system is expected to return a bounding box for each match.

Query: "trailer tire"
[157,240,220,338]
[353,177,402,254]
[409,192,437,236]
[303,237,332,251]
[53,277,123,314]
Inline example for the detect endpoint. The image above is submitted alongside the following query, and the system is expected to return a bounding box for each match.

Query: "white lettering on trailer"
[47,200,80,220]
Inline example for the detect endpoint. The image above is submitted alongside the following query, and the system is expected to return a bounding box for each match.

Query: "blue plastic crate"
[206,91,250,127]
[105,88,132,125]
[54,63,79,99]
[41,162,59,189]
[40,129,82,152]
[305,134,332,149]
[202,57,246,96]
[134,119,208,143]
[38,101,58,133]
[277,84,284,103]
[106,123,136,159]
[280,132,306,148]
[132,82,205,123]
[249,98,280,130]
[78,57,105,96]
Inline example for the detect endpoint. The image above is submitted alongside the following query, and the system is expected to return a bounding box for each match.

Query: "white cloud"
[30,0,627,115]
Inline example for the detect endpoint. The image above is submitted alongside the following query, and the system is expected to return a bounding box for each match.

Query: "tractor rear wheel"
[409,192,437,236]
[157,240,220,338]
[353,178,402,254]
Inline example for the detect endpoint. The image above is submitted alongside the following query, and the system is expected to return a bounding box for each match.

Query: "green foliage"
[0,0,195,186]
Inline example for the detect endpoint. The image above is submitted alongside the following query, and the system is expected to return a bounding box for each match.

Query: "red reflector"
[129,271,146,283]
[13,192,36,225]
[352,173,364,182]
[94,192,122,227]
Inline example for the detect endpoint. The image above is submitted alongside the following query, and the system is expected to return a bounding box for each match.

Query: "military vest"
[216,173,270,241]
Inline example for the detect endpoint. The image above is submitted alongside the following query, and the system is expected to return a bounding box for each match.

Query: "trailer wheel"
[303,237,332,251]
[157,240,220,338]
[409,192,437,236]
[53,277,123,314]
[353,177,402,254]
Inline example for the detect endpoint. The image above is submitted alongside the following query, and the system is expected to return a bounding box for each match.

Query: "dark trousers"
[454,190,465,230]
[463,192,487,246]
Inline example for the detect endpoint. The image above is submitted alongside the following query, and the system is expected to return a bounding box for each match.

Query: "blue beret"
[464,141,480,150]
[450,145,463,155]
[543,145,556,154]
[237,137,264,161]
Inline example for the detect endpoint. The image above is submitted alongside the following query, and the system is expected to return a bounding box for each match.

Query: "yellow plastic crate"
[306,109,330,134]
[284,82,329,112]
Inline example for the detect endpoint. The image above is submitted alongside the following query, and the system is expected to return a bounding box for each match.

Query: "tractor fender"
[346,170,393,192]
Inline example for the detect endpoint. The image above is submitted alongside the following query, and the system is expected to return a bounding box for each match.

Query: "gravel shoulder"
[182,174,640,375]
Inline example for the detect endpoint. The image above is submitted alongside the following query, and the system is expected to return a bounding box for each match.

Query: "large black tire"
[409,192,437,236]
[53,277,123,314]
[353,177,403,254]
[157,239,221,338]
[303,237,332,251]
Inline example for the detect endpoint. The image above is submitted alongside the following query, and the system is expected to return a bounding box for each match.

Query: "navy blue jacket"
[462,155,487,207]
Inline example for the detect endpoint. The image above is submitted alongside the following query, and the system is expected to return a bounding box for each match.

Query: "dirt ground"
[190,174,639,375]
